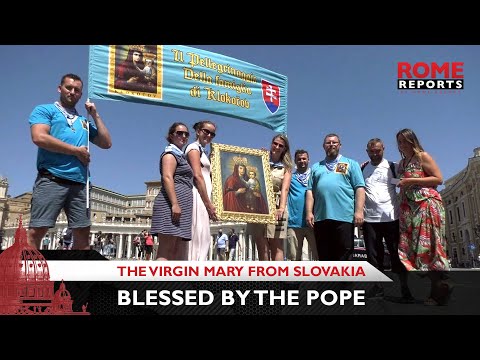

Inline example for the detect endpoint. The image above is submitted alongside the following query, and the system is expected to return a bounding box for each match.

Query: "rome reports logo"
[261,79,280,114]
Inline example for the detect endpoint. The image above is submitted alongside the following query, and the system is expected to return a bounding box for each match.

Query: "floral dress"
[398,160,450,271]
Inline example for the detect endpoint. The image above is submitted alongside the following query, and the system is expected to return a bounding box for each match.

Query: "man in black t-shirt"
[62,227,73,250]
[228,229,241,261]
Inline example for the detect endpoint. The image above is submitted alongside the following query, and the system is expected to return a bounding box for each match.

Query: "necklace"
[54,101,79,131]
[404,154,415,169]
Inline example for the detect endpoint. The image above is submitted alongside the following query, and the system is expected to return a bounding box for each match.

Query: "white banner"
[47,261,391,282]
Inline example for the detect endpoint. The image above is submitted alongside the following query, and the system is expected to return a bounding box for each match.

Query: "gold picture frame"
[211,143,276,224]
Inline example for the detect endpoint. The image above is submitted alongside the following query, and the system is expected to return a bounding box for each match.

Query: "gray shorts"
[29,175,91,229]
[287,227,318,260]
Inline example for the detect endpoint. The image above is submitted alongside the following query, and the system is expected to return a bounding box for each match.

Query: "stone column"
[47,232,52,249]
[238,230,245,261]
[248,234,254,261]
[152,235,158,260]
[52,233,58,249]
[304,239,310,261]
[117,234,123,259]
[244,233,250,261]
[51,231,57,249]
[209,235,214,260]
[126,234,132,259]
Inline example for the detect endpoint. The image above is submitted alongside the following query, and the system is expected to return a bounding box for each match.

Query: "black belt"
[38,170,82,186]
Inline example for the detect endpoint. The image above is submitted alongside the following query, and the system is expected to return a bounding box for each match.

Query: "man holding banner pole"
[27,73,112,250]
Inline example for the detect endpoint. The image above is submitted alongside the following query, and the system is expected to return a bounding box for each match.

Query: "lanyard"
[54,101,79,130]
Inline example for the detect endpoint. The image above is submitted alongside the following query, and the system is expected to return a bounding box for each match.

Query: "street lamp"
[469,243,476,268]
[473,224,480,268]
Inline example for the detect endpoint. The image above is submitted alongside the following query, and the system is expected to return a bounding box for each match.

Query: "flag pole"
[86,98,90,210]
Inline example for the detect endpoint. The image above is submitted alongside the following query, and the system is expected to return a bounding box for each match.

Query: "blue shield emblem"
[262,79,280,114]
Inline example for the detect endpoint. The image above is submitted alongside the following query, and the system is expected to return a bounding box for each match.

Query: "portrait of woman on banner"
[114,45,157,93]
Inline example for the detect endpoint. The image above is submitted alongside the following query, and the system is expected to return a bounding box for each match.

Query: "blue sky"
[1,45,479,197]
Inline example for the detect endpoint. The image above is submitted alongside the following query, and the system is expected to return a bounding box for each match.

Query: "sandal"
[424,297,439,306]
[438,281,454,305]
[428,280,454,306]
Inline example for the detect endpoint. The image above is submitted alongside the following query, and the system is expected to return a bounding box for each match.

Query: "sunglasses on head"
[173,130,190,137]
[201,128,216,138]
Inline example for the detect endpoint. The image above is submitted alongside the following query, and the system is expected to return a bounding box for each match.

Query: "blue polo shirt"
[307,155,365,223]
[29,103,98,184]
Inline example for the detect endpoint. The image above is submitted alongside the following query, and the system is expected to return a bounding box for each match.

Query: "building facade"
[0,179,260,260]
[441,147,480,268]
[0,177,8,245]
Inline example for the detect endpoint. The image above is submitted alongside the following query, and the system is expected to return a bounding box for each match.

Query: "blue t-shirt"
[29,103,98,184]
[287,172,310,228]
[307,155,365,223]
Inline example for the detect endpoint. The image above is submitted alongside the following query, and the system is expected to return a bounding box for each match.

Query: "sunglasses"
[201,128,216,138]
[272,141,285,148]
[173,130,190,137]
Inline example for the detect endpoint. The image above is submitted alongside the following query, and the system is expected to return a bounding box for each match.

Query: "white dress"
[185,142,212,261]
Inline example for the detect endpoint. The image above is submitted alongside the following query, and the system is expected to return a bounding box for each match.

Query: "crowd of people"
[26,72,453,306]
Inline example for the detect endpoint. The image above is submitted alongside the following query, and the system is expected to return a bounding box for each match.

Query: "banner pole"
[86,98,90,210]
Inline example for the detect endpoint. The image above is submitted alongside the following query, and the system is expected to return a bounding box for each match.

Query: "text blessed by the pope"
[117,289,366,306]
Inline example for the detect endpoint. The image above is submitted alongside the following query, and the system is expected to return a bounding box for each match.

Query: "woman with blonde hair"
[247,133,293,261]
[396,128,452,305]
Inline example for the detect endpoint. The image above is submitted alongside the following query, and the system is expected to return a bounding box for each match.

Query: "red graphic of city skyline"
[0,216,89,315]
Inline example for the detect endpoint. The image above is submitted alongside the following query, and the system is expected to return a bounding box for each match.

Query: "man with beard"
[306,134,365,261]
[27,73,112,250]
[361,138,413,301]
[286,149,318,261]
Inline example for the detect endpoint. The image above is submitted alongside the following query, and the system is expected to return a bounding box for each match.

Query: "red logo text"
[397,62,464,90]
